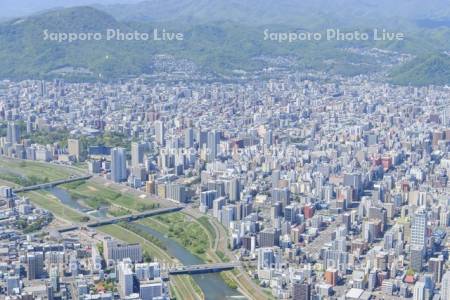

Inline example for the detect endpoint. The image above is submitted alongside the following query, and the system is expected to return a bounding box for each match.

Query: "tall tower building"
[27,252,44,280]
[185,127,194,148]
[131,142,145,168]
[411,208,427,248]
[292,281,310,300]
[155,121,165,146]
[6,122,20,144]
[229,178,241,202]
[412,281,425,300]
[207,130,220,162]
[265,129,273,146]
[111,147,127,183]
[68,139,81,161]
[118,261,134,297]
[442,271,450,300]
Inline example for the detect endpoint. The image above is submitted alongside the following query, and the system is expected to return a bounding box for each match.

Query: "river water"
[49,188,244,299]
[133,223,244,300]
[50,187,108,218]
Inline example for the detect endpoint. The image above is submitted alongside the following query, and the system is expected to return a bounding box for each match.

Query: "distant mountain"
[0,7,305,80]
[0,6,388,80]
[0,7,141,79]
[0,0,142,19]
[390,54,450,86]
[101,0,450,28]
[0,5,450,84]
[4,0,450,23]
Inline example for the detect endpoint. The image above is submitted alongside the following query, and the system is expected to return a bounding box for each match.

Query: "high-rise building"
[411,208,427,248]
[207,180,226,197]
[257,248,275,270]
[213,197,226,219]
[155,121,165,146]
[259,228,280,247]
[68,138,81,161]
[200,190,217,209]
[229,178,241,202]
[272,170,281,188]
[428,255,444,283]
[103,237,142,263]
[6,275,19,296]
[285,205,298,223]
[0,186,13,198]
[207,130,220,162]
[27,252,44,280]
[166,183,187,203]
[412,281,425,300]
[221,204,236,228]
[265,129,273,146]
[139,279,163,300]
[6,122,20,144]
[118,261,134,297]
[343,173,362,199]
[442,271,450,300]
[325,268,338,286]
[292,281,310,300]
[49,267,60,292]
[271,202,282,220]
[111,147,127,183]
[272,187,290,208]
[135,263,160,281]
[184,128,194,148]
[131,142,145,168]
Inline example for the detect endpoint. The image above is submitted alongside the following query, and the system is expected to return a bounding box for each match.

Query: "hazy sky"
[0,0,142,18]
[2,0,450,21]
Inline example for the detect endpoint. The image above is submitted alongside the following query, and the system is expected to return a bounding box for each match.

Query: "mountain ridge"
[390,53,450,86]
[0,5,450,85]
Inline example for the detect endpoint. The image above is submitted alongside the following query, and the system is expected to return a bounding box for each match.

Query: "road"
[13,175,92,193]
[168,262,240,275]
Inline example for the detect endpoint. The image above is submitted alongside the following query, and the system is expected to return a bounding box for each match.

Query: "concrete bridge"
[85,206,184,227]
[168,262,240,275]
[13,175,92,193]
[52,206,184,233]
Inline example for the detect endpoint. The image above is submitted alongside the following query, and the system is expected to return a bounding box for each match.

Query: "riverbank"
[139,212,247,298]
[0,158,204,300]
[23,190,90,223]
[0,158,244,299]
[138,213,210,260]
[60,180,159,214]
[133,222,243,300]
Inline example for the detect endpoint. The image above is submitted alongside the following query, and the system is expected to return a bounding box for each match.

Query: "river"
[50,187,108,218]
[49,188,244,299]
[133,223,244,300]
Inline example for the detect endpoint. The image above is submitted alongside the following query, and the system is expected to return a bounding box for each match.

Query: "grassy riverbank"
[140,212,243,292]
[61,181,159,214]
[139,212,210,258]
[24,191,90,223]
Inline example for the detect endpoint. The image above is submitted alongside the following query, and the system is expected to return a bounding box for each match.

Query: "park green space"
[139,212,242,291]
[23,191,89,223]
[197,216,217,241]
[60,181,159,215]
[0,159,80,183]
[139,212,211,258]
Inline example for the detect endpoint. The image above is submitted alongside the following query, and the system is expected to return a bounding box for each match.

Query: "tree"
[143,251,152,262]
